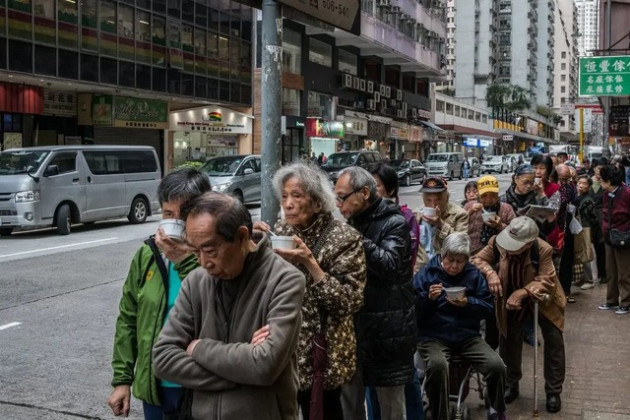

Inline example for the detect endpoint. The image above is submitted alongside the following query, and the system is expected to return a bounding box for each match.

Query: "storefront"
[169,106,253,169]
[306,117,344,158]
[462,136,494,157]
[339,114,368,151]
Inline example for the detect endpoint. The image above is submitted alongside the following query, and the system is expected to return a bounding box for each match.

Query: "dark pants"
[500,311,565,394]
[298,387,344,420]
[483,314,500,350]
[558,226,575,296]
[419,337,506,420]
[605,244,630,306]
[142,386,184,420]
[595,241,607,280]
[366,370,425,420]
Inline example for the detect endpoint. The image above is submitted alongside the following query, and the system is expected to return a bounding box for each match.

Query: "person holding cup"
[255,162,367,419]
[414,232,507,420]
[108,168,211,419]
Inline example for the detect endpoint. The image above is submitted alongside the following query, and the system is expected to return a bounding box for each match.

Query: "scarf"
[479,202,502,246]
[506,251,530,321]
[504,184,538,213]
[557,183,576,230]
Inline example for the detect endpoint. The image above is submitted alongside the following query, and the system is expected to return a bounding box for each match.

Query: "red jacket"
[602,185,630,238]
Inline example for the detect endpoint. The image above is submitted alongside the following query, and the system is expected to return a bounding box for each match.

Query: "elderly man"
[152,192,306,419]
[414,232,507,420]
[415,177,469,272]
[334,167,416,420]
[472,217,566,414]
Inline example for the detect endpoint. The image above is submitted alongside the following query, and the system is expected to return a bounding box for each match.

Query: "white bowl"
[482,211,496,223]
[159,219,185,241]
[270,235,296,250]
[444,286,466,300]
[423,207,437,218]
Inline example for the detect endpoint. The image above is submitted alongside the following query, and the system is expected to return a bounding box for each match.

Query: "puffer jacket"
[111,238,199,405]
[348,197,416,387]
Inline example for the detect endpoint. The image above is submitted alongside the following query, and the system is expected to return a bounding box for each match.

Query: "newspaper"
[517,205,557,222]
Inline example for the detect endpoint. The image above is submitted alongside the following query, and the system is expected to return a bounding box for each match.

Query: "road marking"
[0,238,118,258]
[0,322,21,331]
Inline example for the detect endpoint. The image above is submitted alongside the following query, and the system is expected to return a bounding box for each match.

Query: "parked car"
[200,154,261,204]
[425,152,464,180]
[391,159,427,186]
[480,155,510,174]
[466,157,482,177]
[321,150,382,182]
[0,145,161,235]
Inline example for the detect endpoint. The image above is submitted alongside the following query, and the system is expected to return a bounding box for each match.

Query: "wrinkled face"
[186,213,247,280]
[372,174,391,199]
[423,191,448,213]
[465,187,478,202]
[514,173,535,194]
[334,173,370,219]
[281,177,318,229]
[479,192,499,208]
[534,164,548,180]
[161,198,185,220]
[442,253,468,276]
[577,178,590,195]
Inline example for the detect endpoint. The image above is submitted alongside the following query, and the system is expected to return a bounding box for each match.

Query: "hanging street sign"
[279,0,361,35]
[579,55,630,97]
[560,102,575,115]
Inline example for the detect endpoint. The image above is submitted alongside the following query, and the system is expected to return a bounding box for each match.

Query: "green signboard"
[113,96,168,129]
[92,94,113,125]
[579,55,630,97]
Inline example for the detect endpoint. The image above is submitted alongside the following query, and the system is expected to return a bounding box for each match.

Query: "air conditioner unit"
[377,0,390,7]
[380,85,387,96]
[367,99,376,110]
[353,77,360,90]
[353,101,364,109]
[359,79,366,92]
[396,89,403,101]
[411,108,418,118]
[367,81,374,93]
[342,73,353,88]
[380,102,388,113]
[401,102,408,113]
[374,91,381,102]
[390,99,397,107]
[397,110,405,118]
[385,86,391,98]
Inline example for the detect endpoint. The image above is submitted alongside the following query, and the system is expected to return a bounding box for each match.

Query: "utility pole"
[579,107,584,163]
[260,0,282,227]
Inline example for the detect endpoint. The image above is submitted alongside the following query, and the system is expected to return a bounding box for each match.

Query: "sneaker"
[581,282,595,290]
[488,411,508,420]
[615,306,630,315]
[598,303,618,310]
[567,296,576,303]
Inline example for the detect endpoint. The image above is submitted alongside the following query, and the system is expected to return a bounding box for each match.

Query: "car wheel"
[128,197,148,224]
[405,175,411,187]
[233,189,244,203]
[56,204,71,235]
[0,227,14,236]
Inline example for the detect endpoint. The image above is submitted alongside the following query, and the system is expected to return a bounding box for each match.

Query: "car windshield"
[485,156,501,162]
[0,150,50,175]
[427,154,448,162]
[200,156,243,176]
[391,160,409,168]
[324,153,357,168]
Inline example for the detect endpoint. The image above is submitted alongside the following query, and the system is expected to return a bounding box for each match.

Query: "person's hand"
[155,228,193,264]
[506,289,529,310]
[422,206,443,228]
[253,221,271,233]
[274,236,313,266]
[484,215,502,229]
[251,324,270,346]
[186,339,201,356]
[471,203,483,213]
[447,296,468,307]
[428,283,443,300]
[487,271,503,297]
[107,384,131,417]
[533,182,544,196]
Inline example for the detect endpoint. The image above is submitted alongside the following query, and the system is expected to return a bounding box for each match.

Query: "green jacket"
[111,238,199,405]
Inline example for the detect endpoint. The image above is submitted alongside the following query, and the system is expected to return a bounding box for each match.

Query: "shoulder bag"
[607,195,630,248]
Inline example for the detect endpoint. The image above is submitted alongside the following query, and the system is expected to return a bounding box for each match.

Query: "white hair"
[272,162,337,214]
[441,232,471,258]
[339,166,378,198]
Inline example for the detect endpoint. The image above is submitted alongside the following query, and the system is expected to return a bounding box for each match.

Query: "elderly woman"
[257,162,367,419]
[501,164,550,214]
[414,232,506,420]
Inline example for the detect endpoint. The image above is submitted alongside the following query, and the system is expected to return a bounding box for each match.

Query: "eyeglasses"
[336,188,362,203]
[517,178,534,186]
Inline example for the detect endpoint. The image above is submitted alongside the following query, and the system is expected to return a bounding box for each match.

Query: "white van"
[0,145,161,235]
[425,152,464,179]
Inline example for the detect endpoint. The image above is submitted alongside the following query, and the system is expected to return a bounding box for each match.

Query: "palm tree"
[508,85,531,111]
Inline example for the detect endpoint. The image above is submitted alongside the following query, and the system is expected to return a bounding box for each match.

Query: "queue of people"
[107,155,630,420]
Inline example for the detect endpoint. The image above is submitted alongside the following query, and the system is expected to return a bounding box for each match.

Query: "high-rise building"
[553,0,579,133]
[453,0,555,108]
[575,0,600,57]
[439,0,456,91]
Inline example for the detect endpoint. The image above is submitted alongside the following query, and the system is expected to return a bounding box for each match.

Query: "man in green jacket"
[108,168,211,419]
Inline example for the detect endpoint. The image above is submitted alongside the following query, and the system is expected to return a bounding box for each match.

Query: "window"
[282,28,302,74]
[561,74,566,81]
[118,5,134,60]
[561,51,566,58]
[8,40,32,73]
[35,45,57,76]
[81,0,98,51]
[561,86,566,93]
[34,0,56,44]
[309,38,332,67]
[338,49,358,75]
[445,102,453,115]
[561,63,566,70]
[282,88,300,116]
[100,0,117,56]
[435,100,445,112]
[58,50,78,79]
[49,152,77,174]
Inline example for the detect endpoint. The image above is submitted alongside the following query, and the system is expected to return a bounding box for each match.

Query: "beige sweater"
[153,235,306,420]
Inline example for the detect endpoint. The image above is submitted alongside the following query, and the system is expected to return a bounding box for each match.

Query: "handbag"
[606,196,630,248]
[574,226,595,263]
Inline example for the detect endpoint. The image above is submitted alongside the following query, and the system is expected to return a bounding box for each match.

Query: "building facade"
[575,0,599,57]
[0,0,254,171]
[552,0,579,134]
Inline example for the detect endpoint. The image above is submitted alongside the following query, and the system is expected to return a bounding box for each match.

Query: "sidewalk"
[468,282,630,419]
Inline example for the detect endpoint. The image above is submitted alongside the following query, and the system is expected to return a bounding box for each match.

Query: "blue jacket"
[413,255,494,345]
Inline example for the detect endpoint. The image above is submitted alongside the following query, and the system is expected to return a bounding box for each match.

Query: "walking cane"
[532,300,540,417]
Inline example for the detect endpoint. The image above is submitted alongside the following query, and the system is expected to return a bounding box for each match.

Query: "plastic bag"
[569,216,583,235]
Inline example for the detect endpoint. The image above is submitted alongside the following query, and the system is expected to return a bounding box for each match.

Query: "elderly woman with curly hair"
[256,162,367,420]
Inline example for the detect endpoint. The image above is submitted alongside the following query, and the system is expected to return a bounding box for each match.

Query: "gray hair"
[339,166,377,198]
[158,168,212,205]
[441,232,471,258]
[272,162,337,214]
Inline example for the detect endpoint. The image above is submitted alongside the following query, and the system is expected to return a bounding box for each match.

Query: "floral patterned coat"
[275,213,367,390]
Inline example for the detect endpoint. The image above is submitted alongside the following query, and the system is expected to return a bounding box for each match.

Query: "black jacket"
[348,197,416,387]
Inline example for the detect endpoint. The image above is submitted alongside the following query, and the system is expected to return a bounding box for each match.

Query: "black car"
[321,151,382,182]
[391,159,427,186]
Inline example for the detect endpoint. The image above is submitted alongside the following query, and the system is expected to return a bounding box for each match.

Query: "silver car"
[201,155,261,204]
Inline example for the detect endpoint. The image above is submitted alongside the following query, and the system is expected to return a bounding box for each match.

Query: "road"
[0,173,533,420]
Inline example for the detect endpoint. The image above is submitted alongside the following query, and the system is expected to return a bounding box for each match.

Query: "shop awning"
[418,120,444,132]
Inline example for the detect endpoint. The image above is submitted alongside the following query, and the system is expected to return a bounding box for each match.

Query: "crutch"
[532,300,540,417]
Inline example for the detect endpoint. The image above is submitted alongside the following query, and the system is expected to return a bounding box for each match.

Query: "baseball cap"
[419,177,447,193]
[496,216,539,252]
[477,176,499,196]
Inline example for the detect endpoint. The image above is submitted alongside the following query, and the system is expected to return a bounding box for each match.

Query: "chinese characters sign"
[579,55,630,97]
